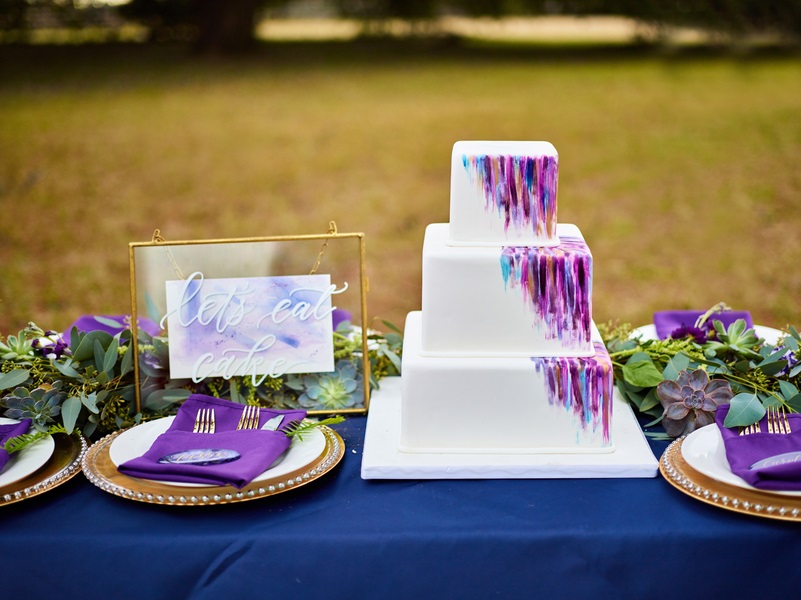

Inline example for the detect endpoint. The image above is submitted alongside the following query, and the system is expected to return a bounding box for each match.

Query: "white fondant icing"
[421,223,594,356]
[449,140,559,246]
[401,312,612,453]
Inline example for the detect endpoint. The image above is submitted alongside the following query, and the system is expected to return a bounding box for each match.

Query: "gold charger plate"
[1,433,88,507]
[82,425,345,506]
[660,436,801,522]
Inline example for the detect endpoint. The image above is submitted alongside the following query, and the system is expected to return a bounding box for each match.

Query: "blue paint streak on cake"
[500,236,592,348]
[531,343,613,444]
[462,153,558,240]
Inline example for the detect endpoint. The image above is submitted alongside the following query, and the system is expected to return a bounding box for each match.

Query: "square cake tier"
[400,312,614,453]
[421,223,594,356]
[449,140,559,246]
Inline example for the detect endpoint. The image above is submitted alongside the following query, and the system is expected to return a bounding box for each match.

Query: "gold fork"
[193,408,216,434]
[739,420,762,436]
[236,405,260,430]
[767,406,792,434]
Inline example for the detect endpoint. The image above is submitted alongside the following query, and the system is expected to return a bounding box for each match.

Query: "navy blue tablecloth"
[3,417,801,599]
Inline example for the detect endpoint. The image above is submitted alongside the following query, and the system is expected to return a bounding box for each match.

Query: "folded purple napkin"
[715,404,801,491]
[118,395,306,488]
[653,310,754,340]
[0,419,32,474]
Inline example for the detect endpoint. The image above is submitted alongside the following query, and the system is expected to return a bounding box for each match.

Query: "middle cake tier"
[421,222,595,356]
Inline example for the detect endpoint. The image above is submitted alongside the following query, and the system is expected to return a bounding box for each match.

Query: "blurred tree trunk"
[192,0,262,54]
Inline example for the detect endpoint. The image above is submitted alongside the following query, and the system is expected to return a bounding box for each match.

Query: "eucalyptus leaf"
[759,360,788,377]
[784,335,799,352]
[760,348,788,365]
[52,359,81,379]
[662,353,690,381]
[143,388,190,411]
[81,392,100,414]
[622,379,645,393]
[82,420,97,438]
[639,388,661,412]
[119,345,133,376]
[380,319,403,334]
[723,393,766,428]
[145,291,162,325]
[93,339,105,373]
[94,316,125,329]
[230,380,242,404]
[61,395,82,434]
[69,326,80,352]
[103,336,120,376]
[790,363,801,378]
[779,380,800,402]
[786,394,801,413]
[379,346,402,372]
[0,369,30,391]
[732,359,751,374]
[760,393,783,408]
[72,330,113,362]
[621,360,663,388]
[615,380,642,410]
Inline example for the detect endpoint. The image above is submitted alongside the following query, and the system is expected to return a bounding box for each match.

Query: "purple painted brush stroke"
[531,343,613,445]
[462,153,558,240]
[500,236,592,348]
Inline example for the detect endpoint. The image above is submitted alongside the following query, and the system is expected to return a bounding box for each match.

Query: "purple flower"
[31,332,71,360]
[773,344,800,377]
[657,370,733,437]
[668,324,708,344]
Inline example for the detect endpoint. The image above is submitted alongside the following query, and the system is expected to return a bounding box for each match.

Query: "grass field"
[1,39,800,336]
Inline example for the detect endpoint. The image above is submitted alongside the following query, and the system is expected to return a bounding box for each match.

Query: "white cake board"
[361,377,659,480]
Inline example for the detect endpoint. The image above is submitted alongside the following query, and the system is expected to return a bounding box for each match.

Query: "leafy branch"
[4,424,68,455]
[600,316,801,437]
[284,416,345,440]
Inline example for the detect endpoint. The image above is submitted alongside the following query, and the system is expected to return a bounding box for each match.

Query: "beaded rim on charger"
[81,424,344,506]
[660,436,801,522]
[0,433,87,507]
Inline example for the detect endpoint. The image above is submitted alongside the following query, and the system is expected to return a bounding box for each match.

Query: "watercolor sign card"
[162,271,345,383]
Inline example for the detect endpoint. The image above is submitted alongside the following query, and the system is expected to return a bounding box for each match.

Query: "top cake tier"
[449,140,559,247]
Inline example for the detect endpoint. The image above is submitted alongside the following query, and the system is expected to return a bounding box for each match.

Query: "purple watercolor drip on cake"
[462,153,558,239]
[500,236,592,348]
[531,343,613,444]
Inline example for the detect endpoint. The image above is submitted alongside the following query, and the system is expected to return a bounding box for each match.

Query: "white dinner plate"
[108,416,326,488]
[0,417,56,487]
[681,425,801,497]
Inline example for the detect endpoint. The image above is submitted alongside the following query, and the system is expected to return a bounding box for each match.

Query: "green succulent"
[0,330,35,362]
[704,319,762,361]
[286,360,364,410]
[1,382,66,431]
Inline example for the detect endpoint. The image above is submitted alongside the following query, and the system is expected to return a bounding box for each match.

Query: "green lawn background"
[1,41,800,335]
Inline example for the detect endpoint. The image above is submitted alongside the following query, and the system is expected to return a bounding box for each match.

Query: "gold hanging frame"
[128,223,370,416]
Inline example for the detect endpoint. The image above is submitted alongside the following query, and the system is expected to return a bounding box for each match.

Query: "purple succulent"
[657,369,733,437]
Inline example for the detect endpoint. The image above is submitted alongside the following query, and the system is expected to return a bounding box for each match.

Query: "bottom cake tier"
[400,311,614,454]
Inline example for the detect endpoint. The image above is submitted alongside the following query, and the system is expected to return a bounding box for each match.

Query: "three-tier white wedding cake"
[399,141,614,454]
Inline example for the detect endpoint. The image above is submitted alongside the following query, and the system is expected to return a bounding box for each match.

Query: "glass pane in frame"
[128,231,370,416]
